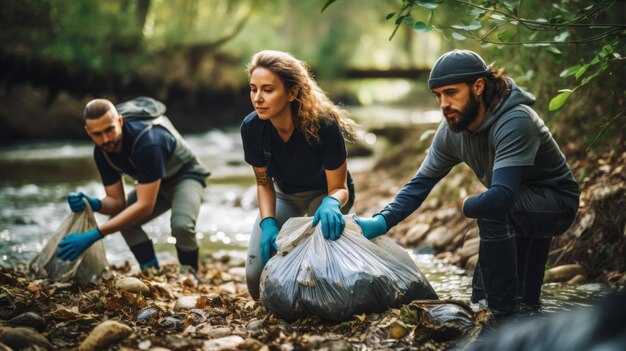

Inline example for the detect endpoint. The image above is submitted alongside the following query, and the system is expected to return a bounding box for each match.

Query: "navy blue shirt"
[240,111,347,194]
[94,120,176,185]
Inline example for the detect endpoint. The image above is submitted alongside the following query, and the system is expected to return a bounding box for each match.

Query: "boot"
[176,247,199,272]
[129,240,160,271]
[516,237,552,313]
[479,235,518,317]
[471,263,486,304]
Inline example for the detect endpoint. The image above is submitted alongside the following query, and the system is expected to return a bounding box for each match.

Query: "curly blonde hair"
[247,50,359,144]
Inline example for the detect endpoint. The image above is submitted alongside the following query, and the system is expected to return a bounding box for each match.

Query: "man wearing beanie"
[354,49,580,319]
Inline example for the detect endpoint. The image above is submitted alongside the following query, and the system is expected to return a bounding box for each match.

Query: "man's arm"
[97,179,161,236]
[463,166,524,220]
[379,171,444,229]
[98,180,126,216]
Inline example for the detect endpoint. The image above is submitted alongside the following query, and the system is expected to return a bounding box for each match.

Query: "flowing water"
[0,102,612,313]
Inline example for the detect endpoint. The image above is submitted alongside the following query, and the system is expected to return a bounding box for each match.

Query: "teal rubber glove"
[312,196,345,240]
[67,192,101,213]
[354,214,388,240]
[260,217,279,265]
[56,227,103,261]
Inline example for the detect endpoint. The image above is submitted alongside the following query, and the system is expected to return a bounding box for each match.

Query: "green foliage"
[326,0,624,109]
[324,0,626,151]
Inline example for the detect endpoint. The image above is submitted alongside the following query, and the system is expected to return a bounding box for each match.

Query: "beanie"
[428,49,491,89]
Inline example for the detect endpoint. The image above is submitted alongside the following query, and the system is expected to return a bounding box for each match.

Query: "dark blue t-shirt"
[94,120,176,185]
[240,111,347,194]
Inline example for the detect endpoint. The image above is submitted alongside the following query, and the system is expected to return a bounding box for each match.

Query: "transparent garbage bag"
[260,215,438,321]
[28,202,109,283]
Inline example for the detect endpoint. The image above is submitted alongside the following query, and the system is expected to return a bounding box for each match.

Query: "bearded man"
[354,50,580,319]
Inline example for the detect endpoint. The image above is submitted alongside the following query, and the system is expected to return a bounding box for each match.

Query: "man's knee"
[171,215,197,251]
[477,217,513,241]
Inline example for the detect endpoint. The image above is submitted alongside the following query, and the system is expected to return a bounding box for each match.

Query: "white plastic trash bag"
[29,203,109,283]
[260,215,438,321]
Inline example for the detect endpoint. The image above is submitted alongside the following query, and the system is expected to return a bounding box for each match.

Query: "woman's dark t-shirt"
[240,111,347,194]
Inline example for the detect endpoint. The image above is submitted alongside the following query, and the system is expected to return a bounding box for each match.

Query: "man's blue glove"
[354,214,388,240]
[67,192,101,213]
[260,217,279,265]
[56,227,103,261]
[312,196,345,240]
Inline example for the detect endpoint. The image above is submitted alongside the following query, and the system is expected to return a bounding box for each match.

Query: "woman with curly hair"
[240,50,360,299]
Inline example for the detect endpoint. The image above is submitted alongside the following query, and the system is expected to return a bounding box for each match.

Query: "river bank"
[0,126,623,351]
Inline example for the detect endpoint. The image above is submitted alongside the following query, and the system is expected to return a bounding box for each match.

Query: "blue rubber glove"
[67,192,101,213]
[56,227,103,261]
[354,214,388,240]
[312,196,345,240]
[260,217,279,265]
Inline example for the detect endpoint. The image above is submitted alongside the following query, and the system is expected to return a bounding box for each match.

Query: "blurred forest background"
[0,0,624,151]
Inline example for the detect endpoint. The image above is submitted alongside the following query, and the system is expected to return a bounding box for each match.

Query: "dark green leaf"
[321,0,338,13]
[413,21,431,33]
[549,90,573,111]
[385,12,396,20]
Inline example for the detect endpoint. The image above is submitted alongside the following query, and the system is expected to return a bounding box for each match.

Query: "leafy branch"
[322,0,625,111]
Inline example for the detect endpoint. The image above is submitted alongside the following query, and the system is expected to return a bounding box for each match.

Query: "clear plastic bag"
[260,215,438,321]
[28,203,109,283]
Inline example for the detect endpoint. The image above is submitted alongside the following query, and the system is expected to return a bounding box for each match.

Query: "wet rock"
[0,295,15,320]
[135,307,160,322]
[198,326,232,338]
[202,335,244,350]
[187,309,207,325]
[174,295,202,311]
[544,264,585,283]
[567,274,587,285]
[79,320,132,351]
[245,320,264,332]
[405,223,430,244]
[7,312,47,332]
[160,316,185,330]
[115,277,150,296]
[0,326,53,350]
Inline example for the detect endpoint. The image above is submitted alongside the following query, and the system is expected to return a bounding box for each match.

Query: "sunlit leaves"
[549,90,573,111]
[560,65,582,78]
[451,21,482,31]
[417,1,441,10]
[451,32,466,40]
